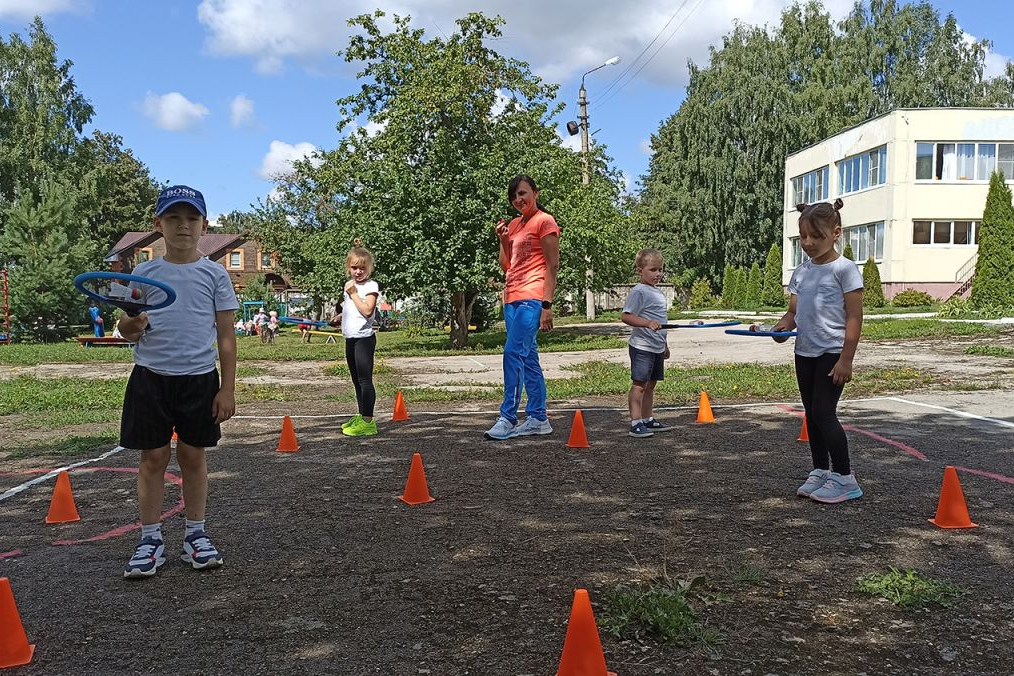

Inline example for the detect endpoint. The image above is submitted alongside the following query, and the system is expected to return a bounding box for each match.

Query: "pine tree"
[721,263,735,309]
[863,257,885,308]
[970,171,1014,308]
[762,243,785,306]
[843,243,854,261]
[731,267,747,309]
[746,262,763,308]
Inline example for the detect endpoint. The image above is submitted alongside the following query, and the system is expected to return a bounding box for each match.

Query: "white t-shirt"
[131,257,239,375]
[341,280,380,338]
[788,255,863,358]
[623,283,669,354]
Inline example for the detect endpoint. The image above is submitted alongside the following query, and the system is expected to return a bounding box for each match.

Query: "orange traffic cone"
[399,453,435,505]
[45,471,80,524]
[0,578,34,668]
[276,415,300,453]
[171,428,178,449]
[929,466,978,529]
[797,416,809,442]
[557,589,616,676]
[695,391,716,424]
[566,410,590,448]
[392,390,409,421]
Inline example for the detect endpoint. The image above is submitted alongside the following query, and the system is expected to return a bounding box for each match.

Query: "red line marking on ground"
[953,466,1014,485]
[0,549,23,561]
[777,404,928,461]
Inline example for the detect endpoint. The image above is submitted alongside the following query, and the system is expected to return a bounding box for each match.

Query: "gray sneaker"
[515,417,553,436]
[484,416,518,440]
[810,472,863,504]
[796,469,831,497]
[629,421,654,438]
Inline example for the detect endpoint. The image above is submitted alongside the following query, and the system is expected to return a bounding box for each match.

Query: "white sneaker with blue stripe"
[124,536,166,578]
[484,416,518,440]
[515,417,553,436]
[182,530,224,569]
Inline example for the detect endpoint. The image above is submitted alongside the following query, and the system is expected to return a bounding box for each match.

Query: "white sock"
[185,519,205,537]
[140,523,162,541]
[631,418,643,426]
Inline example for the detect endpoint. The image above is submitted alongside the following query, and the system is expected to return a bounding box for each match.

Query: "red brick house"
[104,232,295,294]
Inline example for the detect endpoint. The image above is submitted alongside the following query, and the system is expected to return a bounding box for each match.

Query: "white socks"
[140,523,162,541]
[185,519,205,537]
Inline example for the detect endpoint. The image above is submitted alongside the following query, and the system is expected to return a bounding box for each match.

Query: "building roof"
[103,232,247,262]
[103,231,162,262]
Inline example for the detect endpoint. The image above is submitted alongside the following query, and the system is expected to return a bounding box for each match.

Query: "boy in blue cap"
[117,185,239,578]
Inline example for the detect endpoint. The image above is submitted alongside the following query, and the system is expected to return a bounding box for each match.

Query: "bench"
[76,336,134,348]
[305,330,340,344]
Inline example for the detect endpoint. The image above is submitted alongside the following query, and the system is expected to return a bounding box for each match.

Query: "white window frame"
[915,141,1014,183]
[227,249,244,270]
[789,237,811,268]
[790,166,829,207]
[838,145,888,196]
[912,220,980,247]
[843,222,885,263]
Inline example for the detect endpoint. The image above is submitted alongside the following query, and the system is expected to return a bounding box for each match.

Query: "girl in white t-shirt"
[774,199,865,504]
[333,240,381,437]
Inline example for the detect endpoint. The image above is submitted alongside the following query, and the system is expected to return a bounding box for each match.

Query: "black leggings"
[346,335,377,418]
[795,353,850,475]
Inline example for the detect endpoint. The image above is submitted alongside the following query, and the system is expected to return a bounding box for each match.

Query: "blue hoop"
[725,328,798,337]
[278,316,334,328]
[74,271,177,316]
[661,320,741,329]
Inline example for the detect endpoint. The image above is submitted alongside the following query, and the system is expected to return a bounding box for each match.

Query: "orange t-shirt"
[504,211,560,304]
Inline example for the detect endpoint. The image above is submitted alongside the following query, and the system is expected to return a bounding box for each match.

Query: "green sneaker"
[341,414,362,431]
[342,417,378,437]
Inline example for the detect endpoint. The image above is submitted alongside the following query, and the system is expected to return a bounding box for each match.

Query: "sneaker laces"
[189,535,216,554]
[131,541,159,562]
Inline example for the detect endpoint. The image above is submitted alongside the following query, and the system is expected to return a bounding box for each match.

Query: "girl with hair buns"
[773,198,865,503]
[334,239,381,437]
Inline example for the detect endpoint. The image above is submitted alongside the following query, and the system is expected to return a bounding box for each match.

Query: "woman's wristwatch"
[541,300,553,310]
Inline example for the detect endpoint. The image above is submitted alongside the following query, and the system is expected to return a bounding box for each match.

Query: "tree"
[688,277,714,309]
[259,12,633,347]
[762,243,785,306]
[720,263,735,309]
[635,0,1010,286]
[240,273,279,314]
[863,257,885,308]
[843,243,854,261]
[729,267,747,309]
[970,171,1014,308]
[746,262,763,308]
[0,181,100,341]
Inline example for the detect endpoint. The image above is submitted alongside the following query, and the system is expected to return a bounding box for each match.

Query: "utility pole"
[579,82,594,319]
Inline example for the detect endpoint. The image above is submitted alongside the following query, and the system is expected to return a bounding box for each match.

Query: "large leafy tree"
[636,0,1011,285]
[259,11,632,347]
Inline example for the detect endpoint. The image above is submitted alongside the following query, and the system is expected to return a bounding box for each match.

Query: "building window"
[844,222,885,262]
[227,250,243,270]
[791,166,829,206]
[912,220,979,246]
[258,251,274,270]
[917,142,1014,181]
[136,248,153,264]
[838,145,887,195]
[789,237,812,268]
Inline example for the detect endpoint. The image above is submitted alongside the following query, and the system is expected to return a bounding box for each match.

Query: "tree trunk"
[449,290,478,348]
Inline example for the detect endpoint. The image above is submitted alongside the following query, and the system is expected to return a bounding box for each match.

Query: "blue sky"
[1,0,1010,222]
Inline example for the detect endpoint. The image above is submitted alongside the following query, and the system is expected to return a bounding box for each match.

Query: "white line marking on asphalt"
[0,446,126,502]
[886,397,1014,430]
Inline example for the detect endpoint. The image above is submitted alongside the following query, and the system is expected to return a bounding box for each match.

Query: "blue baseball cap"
[155,185,207,217]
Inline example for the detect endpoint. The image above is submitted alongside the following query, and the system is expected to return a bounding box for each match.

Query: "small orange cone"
[276,415,300,453]
[45,471,80,524]
[695,391,716,424]
[929,466,978,529]
[0,578,34,669]
[566,410,590,448]
[171,428,178,449]
[797,416,809,442]
[556,589,616,676]
[392,390,409,421]
[399,453,435,505]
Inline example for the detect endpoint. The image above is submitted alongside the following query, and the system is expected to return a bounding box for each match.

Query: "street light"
[567,56,620,319]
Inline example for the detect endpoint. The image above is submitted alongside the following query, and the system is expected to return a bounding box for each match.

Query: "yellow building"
[782,108,1014,299]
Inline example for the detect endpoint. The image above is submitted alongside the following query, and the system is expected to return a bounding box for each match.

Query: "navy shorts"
[120,365,222,450]
[629,345,665,382]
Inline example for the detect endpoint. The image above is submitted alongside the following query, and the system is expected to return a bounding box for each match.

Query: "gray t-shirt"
[623,283,668,353]
[788,255,863,358]
[132,257,239,375]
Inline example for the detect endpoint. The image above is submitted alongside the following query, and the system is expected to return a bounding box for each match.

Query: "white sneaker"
[515,417,553,436]
[810,472,863,504]
[796,469,831,497]
[484,416,518,440]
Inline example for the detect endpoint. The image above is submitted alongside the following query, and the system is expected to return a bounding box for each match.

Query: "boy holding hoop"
[117,185,239,578]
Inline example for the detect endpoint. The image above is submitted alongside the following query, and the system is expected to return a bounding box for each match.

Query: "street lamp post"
[575,56,620,319]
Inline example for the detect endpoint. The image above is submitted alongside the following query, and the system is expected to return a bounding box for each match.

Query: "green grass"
[728,564,766,585]
[862,318,1002,341]
[856,568,963,608]
[4,433,119,459]
[600,577,724,650]
[236,365,268,377]
[964,345,1014,359]
[0,376,126,415]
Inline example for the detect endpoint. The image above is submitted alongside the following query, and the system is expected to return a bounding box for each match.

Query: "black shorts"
[629,345,665,382]
[121,365,222,450]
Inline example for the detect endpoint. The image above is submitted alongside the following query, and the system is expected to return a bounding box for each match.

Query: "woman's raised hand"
[495,219,509,241]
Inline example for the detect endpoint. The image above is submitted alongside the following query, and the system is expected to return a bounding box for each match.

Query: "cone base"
[0,644,34,668]
[695,419,716,424]
[276,446,300,453]
[392,413,409,422]
[399,495,435,506]
[928,517,978,529]
[45,514,80,524]
[566,442,590,449]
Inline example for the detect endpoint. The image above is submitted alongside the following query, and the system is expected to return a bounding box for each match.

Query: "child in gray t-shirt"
[622,248,671,438]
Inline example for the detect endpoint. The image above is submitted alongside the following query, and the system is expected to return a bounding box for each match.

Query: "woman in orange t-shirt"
[484,175,560,440]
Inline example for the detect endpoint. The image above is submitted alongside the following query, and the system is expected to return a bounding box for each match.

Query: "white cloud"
[962,30,1011,80]
[259,140,321,180]
[558,127,582,152]
[0,0,82,18]
[197,0,855,88]
[230,94,256,127]
[638,138,653,155]
[621,171,633,194]
[141,92,210,132]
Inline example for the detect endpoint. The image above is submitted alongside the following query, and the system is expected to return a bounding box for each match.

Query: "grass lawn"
[861,318,1002,340]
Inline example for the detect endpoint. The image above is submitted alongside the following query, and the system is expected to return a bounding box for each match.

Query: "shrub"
[746,262,762,308]
[720,264,735,309]
[762,243,786,306]
[891,289,933,307]
[688,277,714,309]
[971,171,1014,308]
[843,243,854,261]
[863,258,885,308]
